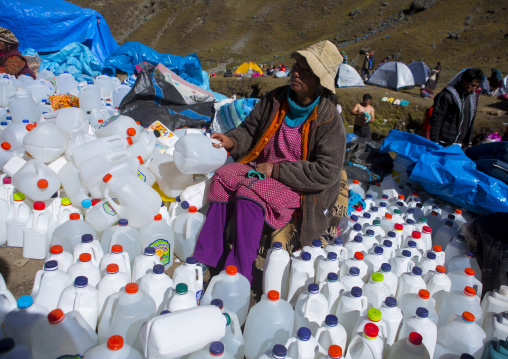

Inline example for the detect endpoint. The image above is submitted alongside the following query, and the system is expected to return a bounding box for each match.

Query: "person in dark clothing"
[429,68,484,149]
[434,62,442,87]
[0,27,36,79]
[489,68,503,95]
[361,54,370,80]
[351,93,375,139]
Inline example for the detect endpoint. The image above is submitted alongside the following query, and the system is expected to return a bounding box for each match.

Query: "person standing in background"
[351,94,375,139]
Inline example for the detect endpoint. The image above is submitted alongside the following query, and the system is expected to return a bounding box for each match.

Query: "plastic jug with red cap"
[58,161,92,209]
[243,290,294,359]
[98,282,156,345]
[44,244,73,271]
[31,308,98,359]
[349,179,365,199]
[54,197,82,225]
[102,172,162,228]
[3,295,48,350]
[96,263,130,314]
[67,253,102,287]
[85,198,120,232]
[99,244,132,278]
[71,135,128,168]
[448,268,483,298]
[353,308,389,344]
[138,264,173,312]
[173,133,228,175]
[51,212,97,252]
[8,87,37,123]
[22,121,69,163]
[31,260,71,311]
[340,252,368,282]
[263,242,291,300]
[293,284,328,336]
[172,205,205,261]
[22,201,54,259]
[287,252,315,306]
[344,323,384,359]
[84,335,144,359]
[140,213,175,269]
[73,233,104,264]
[201,265,251,326]
[127,131,157,162]
[101,219,141,266]
[437,286,483,327]
[132,247,161,283]
[388,331,431,359]
[95,115,141,142]
[172,257,203,304]
[335,287,368,345]
[58,276,99,330]
[433,312,486,359]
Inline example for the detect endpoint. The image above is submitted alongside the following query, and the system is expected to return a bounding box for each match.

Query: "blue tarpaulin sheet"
[379,129,442,162]
[409,145,508,214]
[0,0,118,66]
[102,42,205,87]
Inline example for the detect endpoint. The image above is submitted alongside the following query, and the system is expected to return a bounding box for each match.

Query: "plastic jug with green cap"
[363,273,391,309]
[165,283,197,313]
[54,196,82,226]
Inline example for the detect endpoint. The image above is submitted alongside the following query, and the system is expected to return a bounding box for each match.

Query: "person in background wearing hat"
[341,50,348,64]
[351,93,375,139]
[0,27,36,79]
[192,40,346,283]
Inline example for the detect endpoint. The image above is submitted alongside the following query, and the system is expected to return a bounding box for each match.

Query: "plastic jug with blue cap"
[424,265,451,310]
[0,337,32,359]
[138,264,173,312]
[361,229,378,251]
[324,237,347,262]
[362,273,391,309]
[132,247,162,282]
[287,252,315,306]
[389,250,415,277]
[363,220,385,241]
[395,266,426,302]
[201,265,251,326]
[444,234,469,267]
[379,238,395,260]
[343,233,367,259]
[339,266,364,292]
[338,214,359,241]
[285,327,326,359]
[8,87,37,123]
[356,212,373,231]
[315,315,347,354]
[399,289,438,325]
[31,260,70,311]
[258,344,289,359]
[302,239,327,270]
[3,295,47,348]
[437,286,483,327]
[447,251,481,280]
[418,251,438,275]
[172,257,203,304]
[319,273,344,315]
[315,252,339,284]
[97,263,130,315]
[45,245,73,272]
[99,244,131,278]
[51,212,97,252]
[140,214,174,269]
[388,332,430,359]
[188,341,234,359]
[173,206,206,262]
[100,218,141,265]
[396,239,422,263]
[263,241,291,300]
[23,201,55,259]
[211,299,245,359]
[73,233,104,264]
[67,253,102,287]
[164,283,197,313]
[58,276,99,330]
[378,297,403,346]
[335,287,368,344]
[340,252,368,282]
[84,335,144,359]
[364,246,385,277]
[294,284,328,336]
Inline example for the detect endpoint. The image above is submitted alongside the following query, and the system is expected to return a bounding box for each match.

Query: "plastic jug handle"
[196,266,203,284]
[31,270,43,297]
[317,342,327,355]
[284,337,297,348]
[104,189,121,214]
[361,296,368,311]
[184,217,193,240]
[202,275,219,304]
[74,291,82,311]
[1,289,16,306]
[315,327,325,341]
[141,318,154,357]
[123,252,131,275]
[91,246,101,266]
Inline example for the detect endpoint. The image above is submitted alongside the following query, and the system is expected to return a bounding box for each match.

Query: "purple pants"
[192,199,265,283]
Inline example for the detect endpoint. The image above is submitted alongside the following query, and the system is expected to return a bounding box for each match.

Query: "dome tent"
[367,62,415,91]
[335,63,364,88]
[408,61,430,85]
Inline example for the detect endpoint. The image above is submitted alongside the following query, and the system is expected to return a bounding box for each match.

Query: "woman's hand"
[256,162,274,178]
[211,133,234,150]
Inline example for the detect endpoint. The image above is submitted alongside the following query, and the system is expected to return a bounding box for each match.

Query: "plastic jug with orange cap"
[84,335,144,359]
[22,121,69,163]
[100,219,142,266]
[73,233,104,264]
[51,212,97,253]
[6,157,60,201]
[99,244,131,278]
[140,213,174,268]
[423,265,451,311]
[172,205,205,262]
[67,252,102,287]
[44,244,73,271]
[23,201,55,259]
[437,286,483,327]
[399,288,438,325]
[5,192,31,247]
[96,263,130,315]
[127,130,156,163]
[448,268,483,298]
[95,115,142,143]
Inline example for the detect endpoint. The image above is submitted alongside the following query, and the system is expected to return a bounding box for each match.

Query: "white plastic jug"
[138,264,173,312]
[363,273,391,309]
[447,251,481,281]
[45,244,73,271]
[65,130,94,161]
[94,75,118,99]
[54,197,82,225]
[340,252,368,282]
[95,115,141,142]
[5,192,30,247]
[112,83,131,108]
[399,289,438,325]
[71,135,128,168]
[3,295,48,350]
[397,309,436,357]
[8,87,36,123]
[338,267,364,293]
[437,286,483,327]
[132,247,161,282]
[127,131,157,162]
[85,198,120,232]
[58,276,99,330]
[443,234,469,267]
[395,266,426,302]
[7,157,60,201]
[285,327,326,359]
[263,241,290,300]
[73,233,103,264]
[334,287,368,344]
[101,218,141,266]
[201,265,251,326]
[319,273,344,314]
[149,154,195,197]
[324,237,347,262]
[51,212,97,252]
[98,282,156,345]
[315,252,340,284]
[31,308,98,359]
[172,257,203,304]
[78,83,102,113]
[67,253,102,287]
[448,268,483,298]
[344,323,384,359]
[96,263,130,315]
[103,173,162,228]
[31,260,71,311]
[173,134,227,174]
[389,250,414,277]
[387,332,430,359]
[379,297,403,346]
[0,123,28,154]
[23,122,69,163]
[56,72,78,95]
[23,201,54,259]
[243,290,295,359]
[165,283,197,312]
[294,284,328,336]
[0,177,15,206]
[287,252,315,306]
[99,244,132,278]
[179,177,211,211]
[364,247,386,278]
[139,305,227,359]
[59,161,91,209]
[315,315,347,355]
[424,265,451,310]
[25,79,54,104]
[211,300,245,359]
[84,335,144,359]
[140,213,175,268]
[172,206,205,261]
[0,77,15,107]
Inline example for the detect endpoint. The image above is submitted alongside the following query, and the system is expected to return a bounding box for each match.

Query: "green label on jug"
[98,115,119,128]
[149,239,170,266]
[57,355,83,359]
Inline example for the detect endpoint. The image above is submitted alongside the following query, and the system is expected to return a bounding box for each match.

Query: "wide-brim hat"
[0,27,19,45]
[291,40,342,93]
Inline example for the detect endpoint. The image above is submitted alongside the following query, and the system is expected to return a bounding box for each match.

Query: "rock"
[410,0,435,11]
[393,52,403,61]
[349,8,361,16]
[465,15,473,26]
[382,2,390,6]
[448,32,460,40]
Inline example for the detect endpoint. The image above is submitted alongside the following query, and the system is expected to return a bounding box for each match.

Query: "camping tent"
[408,61,430,85]
[336,63,364,88]
[0,0,118,65]
[367,62,415,91]
[235,62,263,76]
[449,68,491,94]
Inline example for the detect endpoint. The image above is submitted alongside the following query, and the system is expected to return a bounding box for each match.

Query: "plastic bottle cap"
[81,199,92,208]
[464,286,476,297]
[37,179,48,189]
[60,197,71,206]
[353,235,363,243]
[33,201,45,210]
[351,286,363,297]
[69,213,80,220]
[81,234,93,243]
[175,283,188,294]
[412,266,422,276]
[364,213,371,220]
[125,283,138,294]
[211,299,224,309]
[49,245,63,255]
[418,289,430,299]
[374,246,384,255]
[268,290,280,301]
[333,238,343,246]
[26,123,35,131]
[117,219,128,226]
[297,327,312,341]
[327,272,339,282]
[354,252,364,260]
[126,127,136,136]
[312,239,322,247]
[394,223,403,231]
[433,244,442,252]
[349,267,360,276]
[2,177,10,185]
[272,344,287,359]
[387,231,396,238]
[436,265,446,273]
[16,295,33,309]
[455,209,463,214]
[408,241,417,248]
[394,209,402,215]
[137,156,144,164]
[209,341,224,356]
[48,309,65,324]
[107,263,119,273]
[367,308,382,322]
[398,194,405,199]
[144,247,156,255]
[301,252,311,261]
[366,229,374,236]
[363,323,379,339]
[327,345,342,358]
[226,265,237,275]
[385,296,397,307]
[44,260,58,271]
[1,142,11,150]
[79,253,91,262]
[103,173,112,182]
[409,332,423,345]
[74,276,88,288]
[372,273,384,282]
[186,257,197,265]
[462,311,475,323]
[445,220,453,227]
[353,223,362,231]
[456,234,465,242]
[273,241,283,249]
[465,268,475,276]
[411,231,421,239]
[353,180,359,184]
[111,244,123,253]
[402,250,411,258]
[427,252,436,260]
[460,355,475,359]
[383,240,392,248]
[91,198,101,206]
[154,214,162,221]
[385,213,392,219]
[465,251,475,258]
[381,263,391,272]
[126,137,133,145]
[308,283,319,294]
[350,214,358,222]
[327,252,338,261]
[107,335,124,350]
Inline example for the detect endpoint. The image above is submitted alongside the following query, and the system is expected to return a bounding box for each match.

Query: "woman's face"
[290,56,320,99]
[0,41,7,52]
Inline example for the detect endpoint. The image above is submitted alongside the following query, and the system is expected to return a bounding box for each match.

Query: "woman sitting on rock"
[0,27,36,79]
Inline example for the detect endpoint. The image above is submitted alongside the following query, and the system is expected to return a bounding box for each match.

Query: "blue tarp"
[102,42,205,87]
[0,0,117,66]
[409,145,508,214]
[379,129,442,162]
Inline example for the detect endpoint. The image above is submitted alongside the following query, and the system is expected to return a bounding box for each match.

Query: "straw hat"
[0,27,19,45]
[291,40,342,93]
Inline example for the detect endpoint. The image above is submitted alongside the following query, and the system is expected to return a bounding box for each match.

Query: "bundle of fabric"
[211,98,260,134]
[344,136,393,184]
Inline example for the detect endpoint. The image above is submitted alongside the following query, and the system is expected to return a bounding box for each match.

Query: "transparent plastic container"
[84,335,144,359]
[140,214,175,268]
[56,72,78,95]
[395,267,426,302]
[73,233,104,264]
[437,286,483,327]
[132,247,161,283]
[71,135,128,168]
[31,260,71,312]
[95,115,141,143]
[263,242,291,300]
[389,250,414,277]
[399,289,438,325]
[363,273,391,309]
[339,267,365,292]
[3,295,47,349]
[172,257,203,304]
[173,134,227,174]
[59,161,92,209]
[23,201,54,259]
[101,219,142,266]
[315,252,339,284]
[67,253,102,287]
[97,263,130,315]
[65,131,94,161]
[344,323,384,359]
[287,252,315,306]
[448,268,483,298]
[45,245,73,272]
[78,84,102,113]
[0,77,15,107]
[424,266,451,310]
[294,284,328,336]
[149,154,195,198]
[173,206,205,262]
[443,234,469,267]
[8,158,60,201]
[285,326,326,359]
[138,264,173,312]
[334,287,368,344]
[315,315,347,355]
[94,75,119,99]
[25,79,54,104]
[99,245,131,278]
[5,192,31,248]
[387,332,430,359]
[112,83,131,108]
[58,276,99,330]
[51,212,97,252]
[447,252,481,281]
[319,273,344,314]
[127,131,156,163]
[165,283,196,312]
[8,87,37,123]
[54,197,82,225]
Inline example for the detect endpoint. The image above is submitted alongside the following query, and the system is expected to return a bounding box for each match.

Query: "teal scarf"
[284,90,320,128]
